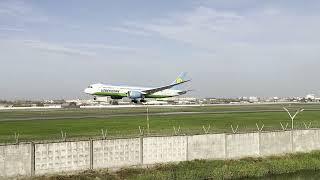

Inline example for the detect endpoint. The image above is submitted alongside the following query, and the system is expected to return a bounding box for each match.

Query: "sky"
[0,0,320,100]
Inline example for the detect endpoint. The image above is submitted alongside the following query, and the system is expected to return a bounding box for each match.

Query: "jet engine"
[128,91,143,99]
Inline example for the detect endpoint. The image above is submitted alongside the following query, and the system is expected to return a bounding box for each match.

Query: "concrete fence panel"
[0,144,32,178]
[293,129,320,152]
[226,133,259,158]
[260,131,292,156]
[35,141,90,175]
[187,134,226,160]
[93,138,141,169]
[143,136,187,164]
[3,129,320,178]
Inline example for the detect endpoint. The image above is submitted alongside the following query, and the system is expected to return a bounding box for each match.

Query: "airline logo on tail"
[174,72,188,84]
[175,77,184,84]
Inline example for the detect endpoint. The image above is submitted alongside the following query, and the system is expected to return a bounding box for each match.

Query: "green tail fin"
[173,72,187,84]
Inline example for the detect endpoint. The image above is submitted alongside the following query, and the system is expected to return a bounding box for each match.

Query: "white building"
[156,97,197,104]
[306,94,316,101]
[249,96,259,103]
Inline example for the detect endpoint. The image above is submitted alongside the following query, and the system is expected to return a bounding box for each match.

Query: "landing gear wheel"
[110,100,119,105]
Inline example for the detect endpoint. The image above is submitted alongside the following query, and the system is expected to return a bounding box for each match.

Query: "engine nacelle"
[128,91,143,99]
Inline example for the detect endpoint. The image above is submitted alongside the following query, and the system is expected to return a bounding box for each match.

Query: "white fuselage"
[84,83,185,99]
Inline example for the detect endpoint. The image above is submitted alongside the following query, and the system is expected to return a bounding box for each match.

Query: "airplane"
[84,73,191,103]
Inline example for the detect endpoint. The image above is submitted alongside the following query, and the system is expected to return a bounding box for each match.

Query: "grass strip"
[25,151,320,180]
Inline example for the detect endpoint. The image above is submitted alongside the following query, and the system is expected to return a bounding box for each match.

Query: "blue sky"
[1,0,320,100]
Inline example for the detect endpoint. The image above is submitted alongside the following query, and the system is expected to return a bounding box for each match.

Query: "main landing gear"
[131,99,146,104]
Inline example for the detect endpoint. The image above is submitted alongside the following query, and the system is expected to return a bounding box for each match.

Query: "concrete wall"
[2,129,320,178]
[226,133,259,158]
[0,144,31,178]
[187,134,225,160]
[293,129,320,152]
[93,138,141,169]
[260,131,292,156]
[35,141,90,175]
[143,136,187,164]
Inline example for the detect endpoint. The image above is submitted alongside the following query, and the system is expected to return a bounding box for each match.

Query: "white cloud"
[0,38,155,58]
[117,7,244,47]
[107,26,152,37]
[0,0,30,16]
[262,7,281,16]
[27,41,97,56]
[0,26,25,32]
[22,41,147,57]
[121,6,320,53]
[0,0,49,24]
[70,43,142,52]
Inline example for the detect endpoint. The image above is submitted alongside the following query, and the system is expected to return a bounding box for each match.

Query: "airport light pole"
[283,107,304,130]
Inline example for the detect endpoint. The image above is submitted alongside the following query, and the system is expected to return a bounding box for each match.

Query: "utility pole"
[147,107,150,134]
[283,107,304,129]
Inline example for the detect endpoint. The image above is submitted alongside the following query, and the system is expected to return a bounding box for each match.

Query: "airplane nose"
[84,88,91,94]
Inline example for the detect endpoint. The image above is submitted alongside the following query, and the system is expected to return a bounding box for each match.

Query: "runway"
[0,109,316,122]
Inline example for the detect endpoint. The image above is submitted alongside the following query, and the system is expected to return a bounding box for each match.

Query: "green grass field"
[28,151,320,180]
[1,103,320,143]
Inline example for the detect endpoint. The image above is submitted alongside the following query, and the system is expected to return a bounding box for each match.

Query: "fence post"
[90,139,93,170]
[30,142,35,176]
[224,133,228,159]
[186,135,189,161]
[140,137,144,165]
[290,130,294,153]
[258,132,261,156]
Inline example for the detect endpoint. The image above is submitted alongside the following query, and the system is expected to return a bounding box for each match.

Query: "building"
[249,96,259,103]
[306,94,316,101]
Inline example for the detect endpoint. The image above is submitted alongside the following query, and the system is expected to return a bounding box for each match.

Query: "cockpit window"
[88,86,93,88]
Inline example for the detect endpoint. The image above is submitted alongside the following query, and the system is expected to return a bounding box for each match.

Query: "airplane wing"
[142,80,190,94]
